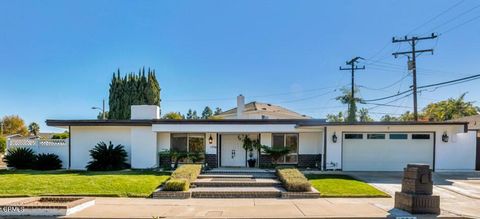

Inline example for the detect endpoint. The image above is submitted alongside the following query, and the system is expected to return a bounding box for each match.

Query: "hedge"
[163,179,190,191]
[171,164,202,182]
[163,164,202,191]
[276,167,311,192]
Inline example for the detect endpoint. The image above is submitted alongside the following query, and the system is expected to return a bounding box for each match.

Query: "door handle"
[231,149,236,159]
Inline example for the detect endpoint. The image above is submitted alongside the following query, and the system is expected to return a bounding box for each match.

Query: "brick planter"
[152,189,192,199]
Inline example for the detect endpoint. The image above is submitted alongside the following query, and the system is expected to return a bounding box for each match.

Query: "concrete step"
[190,186,284,198]
[198,173,276,179]
[206,168,274,174]
[193,178,282,187]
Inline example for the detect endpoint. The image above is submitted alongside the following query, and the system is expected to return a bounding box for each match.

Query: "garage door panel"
[343,133,433,171]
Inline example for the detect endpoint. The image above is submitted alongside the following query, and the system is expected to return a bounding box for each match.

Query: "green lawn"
[0,170,170,197]
[306,174,389,197]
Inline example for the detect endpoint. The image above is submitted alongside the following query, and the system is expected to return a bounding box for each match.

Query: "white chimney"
[237,94,245,119]
[131,105,160,119]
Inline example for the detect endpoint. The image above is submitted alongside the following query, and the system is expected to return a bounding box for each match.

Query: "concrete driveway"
[348,171,480,218]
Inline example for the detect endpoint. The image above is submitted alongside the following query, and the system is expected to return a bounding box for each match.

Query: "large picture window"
[272,133,298,164]
[171,133,205,152]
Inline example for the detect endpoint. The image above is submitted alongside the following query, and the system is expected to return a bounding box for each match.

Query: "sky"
[1,0,479,132]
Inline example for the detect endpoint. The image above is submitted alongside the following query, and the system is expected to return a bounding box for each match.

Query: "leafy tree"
[108,68,161,119]
[201,106,213,119]
[335,87,363,122]
[97,111,109,120]
[214,107,222,115]
[380,114,399,122]
[162,112,185,120]
[52,132,69,139]
[1,115,28,136]
[398,111,416,121]
[28,122,40,136]
[422,93,479,121]
[326,112,345,122]
[186,109,199,119]
[0,136,6,153]
[358,108,374,122]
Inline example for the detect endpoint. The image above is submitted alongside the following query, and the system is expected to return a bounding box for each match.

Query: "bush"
[163,179,190,191]
[276,167,311,192]
[171,164,202,182]
[34,153,62,170]
[0,136,6,154]
[4,147,36,169]
[86,141,129,171]
[52,132,69,139]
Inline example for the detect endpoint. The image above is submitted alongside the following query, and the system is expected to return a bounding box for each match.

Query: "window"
[367,134,385,139]
[171,133,205,152]
[271,134,298,164]
[412,134,431,140]
[390,133,408,140]
[345,133,363,139]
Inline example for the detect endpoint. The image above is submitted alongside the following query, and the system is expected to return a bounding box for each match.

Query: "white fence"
[6,138,69,168]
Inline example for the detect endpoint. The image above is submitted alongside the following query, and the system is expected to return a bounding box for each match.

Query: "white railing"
[7,138,68,150]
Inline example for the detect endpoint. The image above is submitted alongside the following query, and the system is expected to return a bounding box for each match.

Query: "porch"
[153,124,325,169]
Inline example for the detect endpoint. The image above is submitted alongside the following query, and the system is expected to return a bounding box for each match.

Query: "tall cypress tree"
[108,68,161,119]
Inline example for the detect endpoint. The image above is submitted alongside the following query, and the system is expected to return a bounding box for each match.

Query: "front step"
[198,173,276,179]
[193,178,282,187]
[190,187,284,198]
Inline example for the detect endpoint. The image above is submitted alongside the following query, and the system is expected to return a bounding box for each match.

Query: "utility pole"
[340,57,365,122]
[392,33,437,121]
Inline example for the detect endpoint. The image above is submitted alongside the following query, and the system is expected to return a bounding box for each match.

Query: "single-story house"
[45,103,479,172]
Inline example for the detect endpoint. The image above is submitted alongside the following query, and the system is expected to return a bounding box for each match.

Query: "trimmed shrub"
[163,179,190,191]
[86,141,129,171]
[0,136,6,154]
[52,132,69,139]
[34,153,62,170]
[171,164,202,182]
[276,167,312,192]
[4,147,36,169]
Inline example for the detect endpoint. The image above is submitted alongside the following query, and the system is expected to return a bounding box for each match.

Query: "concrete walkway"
[348,171,480,219]
[0,196,460,219]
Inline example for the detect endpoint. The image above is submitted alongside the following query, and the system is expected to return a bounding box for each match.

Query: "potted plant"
[238,135,262,168]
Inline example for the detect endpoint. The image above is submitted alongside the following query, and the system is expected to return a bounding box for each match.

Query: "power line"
[364,73,480,102]
[358,73,410,91]
[407,0,465,34]
[440,13,480,35]
[428,3,480,34]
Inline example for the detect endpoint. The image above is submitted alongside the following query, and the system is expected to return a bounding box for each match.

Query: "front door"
[221,134,246,167]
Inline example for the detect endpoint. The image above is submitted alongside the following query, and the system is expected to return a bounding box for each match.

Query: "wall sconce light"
[442,132,449,143]
[208,134,213,144]
[332,132,338,143]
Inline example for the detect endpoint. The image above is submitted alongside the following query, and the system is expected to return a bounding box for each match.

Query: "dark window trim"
[271,133,299,164]
[170,133,206,152]
[367,133,386,140]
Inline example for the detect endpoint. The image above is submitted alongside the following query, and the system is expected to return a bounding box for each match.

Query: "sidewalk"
[0,197,458,218]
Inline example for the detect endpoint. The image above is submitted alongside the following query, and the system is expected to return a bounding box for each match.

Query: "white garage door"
[343,133,434,171]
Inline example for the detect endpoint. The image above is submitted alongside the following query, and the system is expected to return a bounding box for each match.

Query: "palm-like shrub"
[86,141,129,171]
[4,147,36,169]
[261,145,291,164]
[34,153,62,170]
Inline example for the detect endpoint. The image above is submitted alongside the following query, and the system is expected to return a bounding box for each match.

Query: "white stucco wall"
[205,132,217,155]
[325,124,475,171]
[299,132,323,154]
[131,126,158,169]
[131,105,160,119]
[70,126,131,170]
[435,130,476,171]
[157,132,170,152]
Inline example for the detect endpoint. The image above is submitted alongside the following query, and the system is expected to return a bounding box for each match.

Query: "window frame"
[389,133,408,140]
[170,133,206,153]
[412,134,431,140]
[271,133,299,164]
[344,133,363,139]
[367,133,386,140]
